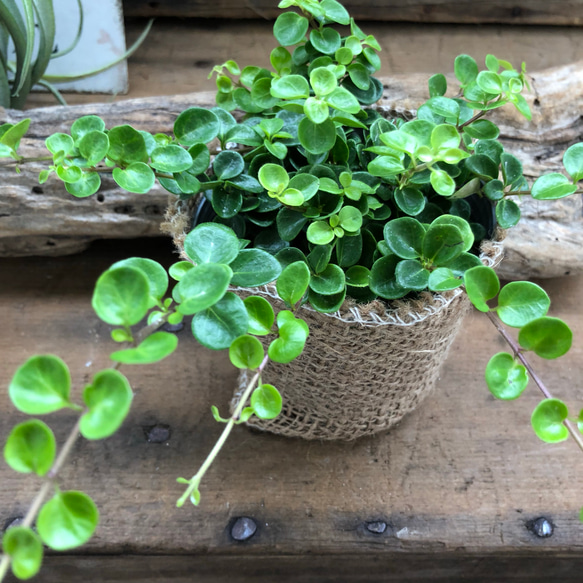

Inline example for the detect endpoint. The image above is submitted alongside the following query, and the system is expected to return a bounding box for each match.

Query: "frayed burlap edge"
[164,196,505,441]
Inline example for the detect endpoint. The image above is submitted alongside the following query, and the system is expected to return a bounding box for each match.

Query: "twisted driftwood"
[1,61,582,278]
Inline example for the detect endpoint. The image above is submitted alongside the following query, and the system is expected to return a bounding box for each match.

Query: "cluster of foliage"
[1,0,583,579]
[0,222,312,580]
[0,0,152,109]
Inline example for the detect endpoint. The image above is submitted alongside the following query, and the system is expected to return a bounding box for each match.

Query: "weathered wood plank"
[122,0,583,26]
[1,241,583,576]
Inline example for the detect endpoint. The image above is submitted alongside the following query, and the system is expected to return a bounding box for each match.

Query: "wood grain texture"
[122,0,583,25]
[1,240,583,581]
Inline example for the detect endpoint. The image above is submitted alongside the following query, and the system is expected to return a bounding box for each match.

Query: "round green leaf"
[338,206,363,232]
[310,67,337,96]
[500,152,523,186]
[427,267,462,292]
[307,221,335,245]
[213,150,245,180]
[310,27,341,55]
[563,142,583,182]
[383,217,424,260]
[111,257,168,306]
[174,108,220,146]
[92,266,150,326]
[112,162,155,194]
[422,223,464,265]
[187,143,211,174]
[345,265,370,287]
[394,187,425,216]
[169,261,194,281]
[56,165,82,183]
[110,331,178,365]
[150,145,193,173]
[476,70,502,95]
[463,119,500,140]
[258,163,289,193]
[485,352,529,400]
[495,198,521,229]
[463,265,500,312]
[268,319,308,363]
[518,317,573,359]
[251,384,282,419]
[4,420,56,476]
[273,12,309,46]
[309,263,345,295]
[465,154,499,180]
[229,248,283,287]
[308,287,347,312]
[395,259,430,291]
[454,54,479,86]
[80,369,133,439]
[277,260,311,305]
[244,296,275,336]
[2,526,43,580]
[270,75,310,100]
[107,125,148,163]
[531,398,569,443]
[176,263,232,315]
[78,131,109,166]
[9,355,71,415]
[430,169,456,196]
[192,292,249,350]
[497,281,550,327]
[184,223,240,265]
[298,117,337,155]
[45,133,74,156]
[71,115,106,142]
[37,491,99,551]
[369,255,410,300]
[431,214,474,252]
[304,97,330,124]
[65,172,101,198]
[229,335,264,369]
[321,0,350,23]
[531,173,578,200]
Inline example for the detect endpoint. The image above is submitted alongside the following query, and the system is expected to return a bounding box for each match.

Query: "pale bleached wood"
[2,62,583,276]
[122,0,583,25]
[1,244,583,578]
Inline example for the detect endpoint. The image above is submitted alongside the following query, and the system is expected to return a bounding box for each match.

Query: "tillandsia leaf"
[495,281,550,327]
[485,352,529,400]
[49,0,81,59]
[30,0,56,88]
[2,526,43,580]
[531,398,569,443]
[518,317,573,359]
[80,369,133,439]
[37,491,99,551]
[9,354,72,414]
[4,419,56,476]
[229,335,264,369]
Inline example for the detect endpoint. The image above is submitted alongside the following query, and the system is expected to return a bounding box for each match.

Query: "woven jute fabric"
[163,197,505,441]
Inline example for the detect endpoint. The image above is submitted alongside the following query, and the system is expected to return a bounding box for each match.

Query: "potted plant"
[1,0,581,579]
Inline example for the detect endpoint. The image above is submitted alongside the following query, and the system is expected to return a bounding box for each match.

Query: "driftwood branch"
[1,62,582,278]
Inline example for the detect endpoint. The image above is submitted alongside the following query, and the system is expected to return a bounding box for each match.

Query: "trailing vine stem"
[176,354,270,507]
[485,310,583,454]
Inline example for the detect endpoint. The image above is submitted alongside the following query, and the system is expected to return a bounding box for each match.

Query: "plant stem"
[0,155,53,166]
[176,355,270,507]
[485,311,583,454]
[0,418,81,582]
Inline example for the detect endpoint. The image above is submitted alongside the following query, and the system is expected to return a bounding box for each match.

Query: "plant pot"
[163,197,504,441]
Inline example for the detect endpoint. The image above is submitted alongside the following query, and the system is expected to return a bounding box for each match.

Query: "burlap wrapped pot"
[163,197,504,442]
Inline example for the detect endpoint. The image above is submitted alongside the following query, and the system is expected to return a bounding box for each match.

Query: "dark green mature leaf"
[563,142,583,182]
[229,335,264,369]
[496,281,550,327]
[4,420,56,476]
[431,214,474,252]
[79,131,109,166]
[92,266,150,326]
[229,249,282,286]
[485,352,528,400]
[518,317,572,359]
[369,255,410,300]
[176,263,232,315]
[244,296,275,335]
[37,491,99,551]
[298,117,336,154]
[174,108,220,146]
[463,119,500,140]
[113,162,155,194]
[251,384,282,419]
[394,187,425,216]
[309,264,345,295]
[383,217,424,259]
[422,223,464,265]
[463,265,500,312]
[184,223,239,265]
[531,398,569,443]
[454,54,479,86]
[80,369,133,439]
[465,154,499,180]
[428,73,447,97]
[9,355,71,415]
[110,257,168,305]
[107,125,148,163]
[495,198,521,228]
[110,332,178,365]
[277,208,308,241]
[277,260,311,305]
[192,292,249,350]
[2,526,43,580]
[395,259,430,291]
[150,145,193,173]
[500,152,522,186]
[213,150,245,180]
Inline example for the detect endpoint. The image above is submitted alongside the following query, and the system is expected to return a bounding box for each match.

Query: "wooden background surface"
[2,2,583,580]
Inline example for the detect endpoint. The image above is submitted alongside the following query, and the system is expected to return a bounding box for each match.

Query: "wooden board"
[1,239,583,580]
[122,0,583,26]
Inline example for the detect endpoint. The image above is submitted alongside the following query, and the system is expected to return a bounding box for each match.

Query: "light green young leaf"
[485,352,528,400]
[110,332,178,365]
[496,281,550,327]
[277,260,310,305]
[518,317,573,359]
[251,384,283,419]
[2,526,43,580]
[4,420,56,476]
[463,265,500,312]
[531,398,569,443]
[229,335,264,369]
